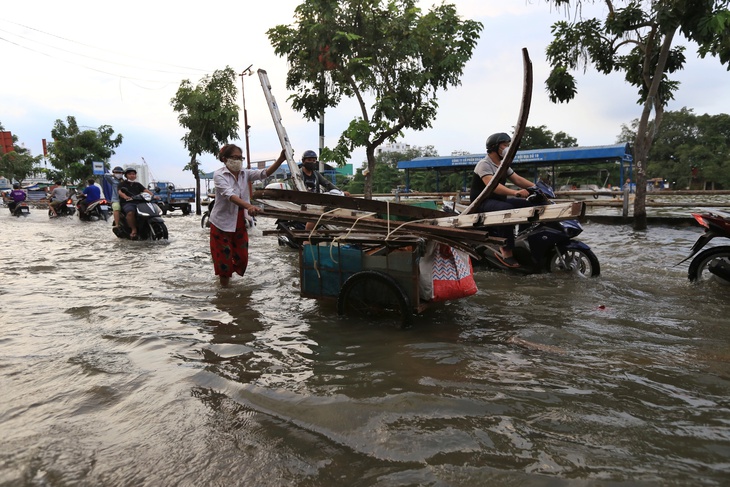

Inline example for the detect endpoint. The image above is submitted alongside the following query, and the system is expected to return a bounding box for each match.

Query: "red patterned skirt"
[210,209,249,278]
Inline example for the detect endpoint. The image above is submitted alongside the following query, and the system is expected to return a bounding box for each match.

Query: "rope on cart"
[385,218,428,241]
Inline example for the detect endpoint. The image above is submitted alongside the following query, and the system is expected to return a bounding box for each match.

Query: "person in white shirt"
[209,144,286,287]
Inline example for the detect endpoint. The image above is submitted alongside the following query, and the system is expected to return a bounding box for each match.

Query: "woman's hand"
[246,205,262,216]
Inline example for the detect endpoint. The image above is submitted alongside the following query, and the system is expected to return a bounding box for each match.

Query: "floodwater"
[1,206,729,486]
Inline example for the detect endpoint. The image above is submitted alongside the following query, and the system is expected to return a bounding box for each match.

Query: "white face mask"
[225,158,243,172]
[113,173,123,179]
[499,145,510,158]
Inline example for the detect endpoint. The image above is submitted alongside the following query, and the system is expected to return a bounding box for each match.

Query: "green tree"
[171,67,239,215]
[544,0,730,229]
[0,122,42,184]
[520,125,578,150]
[267,0,482,199]
[48,116,123,184]
[621,107,730,189]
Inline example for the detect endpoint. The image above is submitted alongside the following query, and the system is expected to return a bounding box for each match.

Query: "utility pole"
[240,65,254,170]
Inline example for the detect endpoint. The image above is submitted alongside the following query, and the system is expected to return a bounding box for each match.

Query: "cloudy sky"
[2,0,728,186]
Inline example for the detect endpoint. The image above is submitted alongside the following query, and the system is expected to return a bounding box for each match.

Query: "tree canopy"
[0,122,42,184]
[544,0,730,229]
[171,66,239,215]
[620,107,730,189]
[520,125,578,150]
[48,116,123,184]
[267,0,482,198]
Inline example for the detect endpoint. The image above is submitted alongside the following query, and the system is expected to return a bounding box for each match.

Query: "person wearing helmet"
[5,183,27,212]
[300,150,350,196]
[118,168,154,238]
[470,132,539,268]
[103,166,125,225]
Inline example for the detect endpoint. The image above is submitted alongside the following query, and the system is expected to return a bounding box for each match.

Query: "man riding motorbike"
[77,178,102,216]
[118,168,155,239]
[5,183,27,213]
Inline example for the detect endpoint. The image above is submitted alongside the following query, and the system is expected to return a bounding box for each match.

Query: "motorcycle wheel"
[547,248,600,277]
[337,270,413,328]
[201,213,210,229]
[688,246,730,285]
[148,221,169,240]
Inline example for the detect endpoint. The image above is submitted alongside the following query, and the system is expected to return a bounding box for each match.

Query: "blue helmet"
[302,150,318,160]
[112,166,124,173]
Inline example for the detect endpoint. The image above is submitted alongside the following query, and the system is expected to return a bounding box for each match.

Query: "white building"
[117,162,151,188]
[376,142,412,155]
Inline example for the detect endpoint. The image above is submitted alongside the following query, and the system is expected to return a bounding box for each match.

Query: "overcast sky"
[2,0,729,186]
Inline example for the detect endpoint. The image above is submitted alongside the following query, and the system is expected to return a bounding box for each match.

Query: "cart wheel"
[337,270,413,328]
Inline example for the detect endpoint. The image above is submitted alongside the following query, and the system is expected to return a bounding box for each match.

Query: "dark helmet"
[486,132,511,153]
[302,150,318,160]
[124,167,137,175]
[13,183,20,189]
[112,166,124,173]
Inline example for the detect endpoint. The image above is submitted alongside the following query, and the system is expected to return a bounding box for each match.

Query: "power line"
[0,18,210,74]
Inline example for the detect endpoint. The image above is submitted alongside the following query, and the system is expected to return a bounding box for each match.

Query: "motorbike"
[112,193,168,241]
[7,201,31,217]
[473,181,600,277]
[681,212,730,284]
[77,195,112,222]
[201,198,214,228]
[49,197,76,218]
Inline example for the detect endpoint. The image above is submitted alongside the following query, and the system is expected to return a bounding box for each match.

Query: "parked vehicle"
[112,193,168,240]
[473,181,600,277]
[148,181,195,215]
[682,212,730,284]
[49,198,76,218]
[77,195,111,222]
[201,198,214,228]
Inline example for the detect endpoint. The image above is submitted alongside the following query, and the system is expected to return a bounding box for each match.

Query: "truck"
[147,181,195,215]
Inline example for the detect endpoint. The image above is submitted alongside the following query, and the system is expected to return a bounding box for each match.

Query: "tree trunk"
[364,145,376,200]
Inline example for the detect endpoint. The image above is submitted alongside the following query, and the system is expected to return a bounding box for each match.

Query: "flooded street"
[1,208,729,486]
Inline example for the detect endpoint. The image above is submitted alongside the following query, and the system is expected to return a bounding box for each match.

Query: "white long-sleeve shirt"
[209,165,268,232]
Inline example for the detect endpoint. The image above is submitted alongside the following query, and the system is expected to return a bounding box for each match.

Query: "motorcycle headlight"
[560,220,583,237]
[142,193,152,202]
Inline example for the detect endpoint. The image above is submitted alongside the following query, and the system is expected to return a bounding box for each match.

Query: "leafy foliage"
[520,125,578,150]
[620,107,730,189]
[171,66,239,214]
[47,116,122,184]
[0,122,42,184]
[544,0,730,228]
[267,0,482,198]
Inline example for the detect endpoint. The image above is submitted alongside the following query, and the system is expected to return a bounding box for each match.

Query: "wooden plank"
[421,201,585,228]
[463,48,533,214]
[253,188,449,220]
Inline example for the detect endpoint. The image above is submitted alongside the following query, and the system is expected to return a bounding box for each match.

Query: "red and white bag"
[419,241,478,302]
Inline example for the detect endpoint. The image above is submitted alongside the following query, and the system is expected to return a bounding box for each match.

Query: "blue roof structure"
[397,143,632,170]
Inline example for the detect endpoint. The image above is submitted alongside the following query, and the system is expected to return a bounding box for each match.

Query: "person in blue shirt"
[77,178,102,216]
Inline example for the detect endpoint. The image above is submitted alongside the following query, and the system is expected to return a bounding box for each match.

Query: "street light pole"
[240,64,254,170]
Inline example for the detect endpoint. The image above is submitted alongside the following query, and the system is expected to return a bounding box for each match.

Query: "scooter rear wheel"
[688,246,730,285]
[548,248,600,277]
